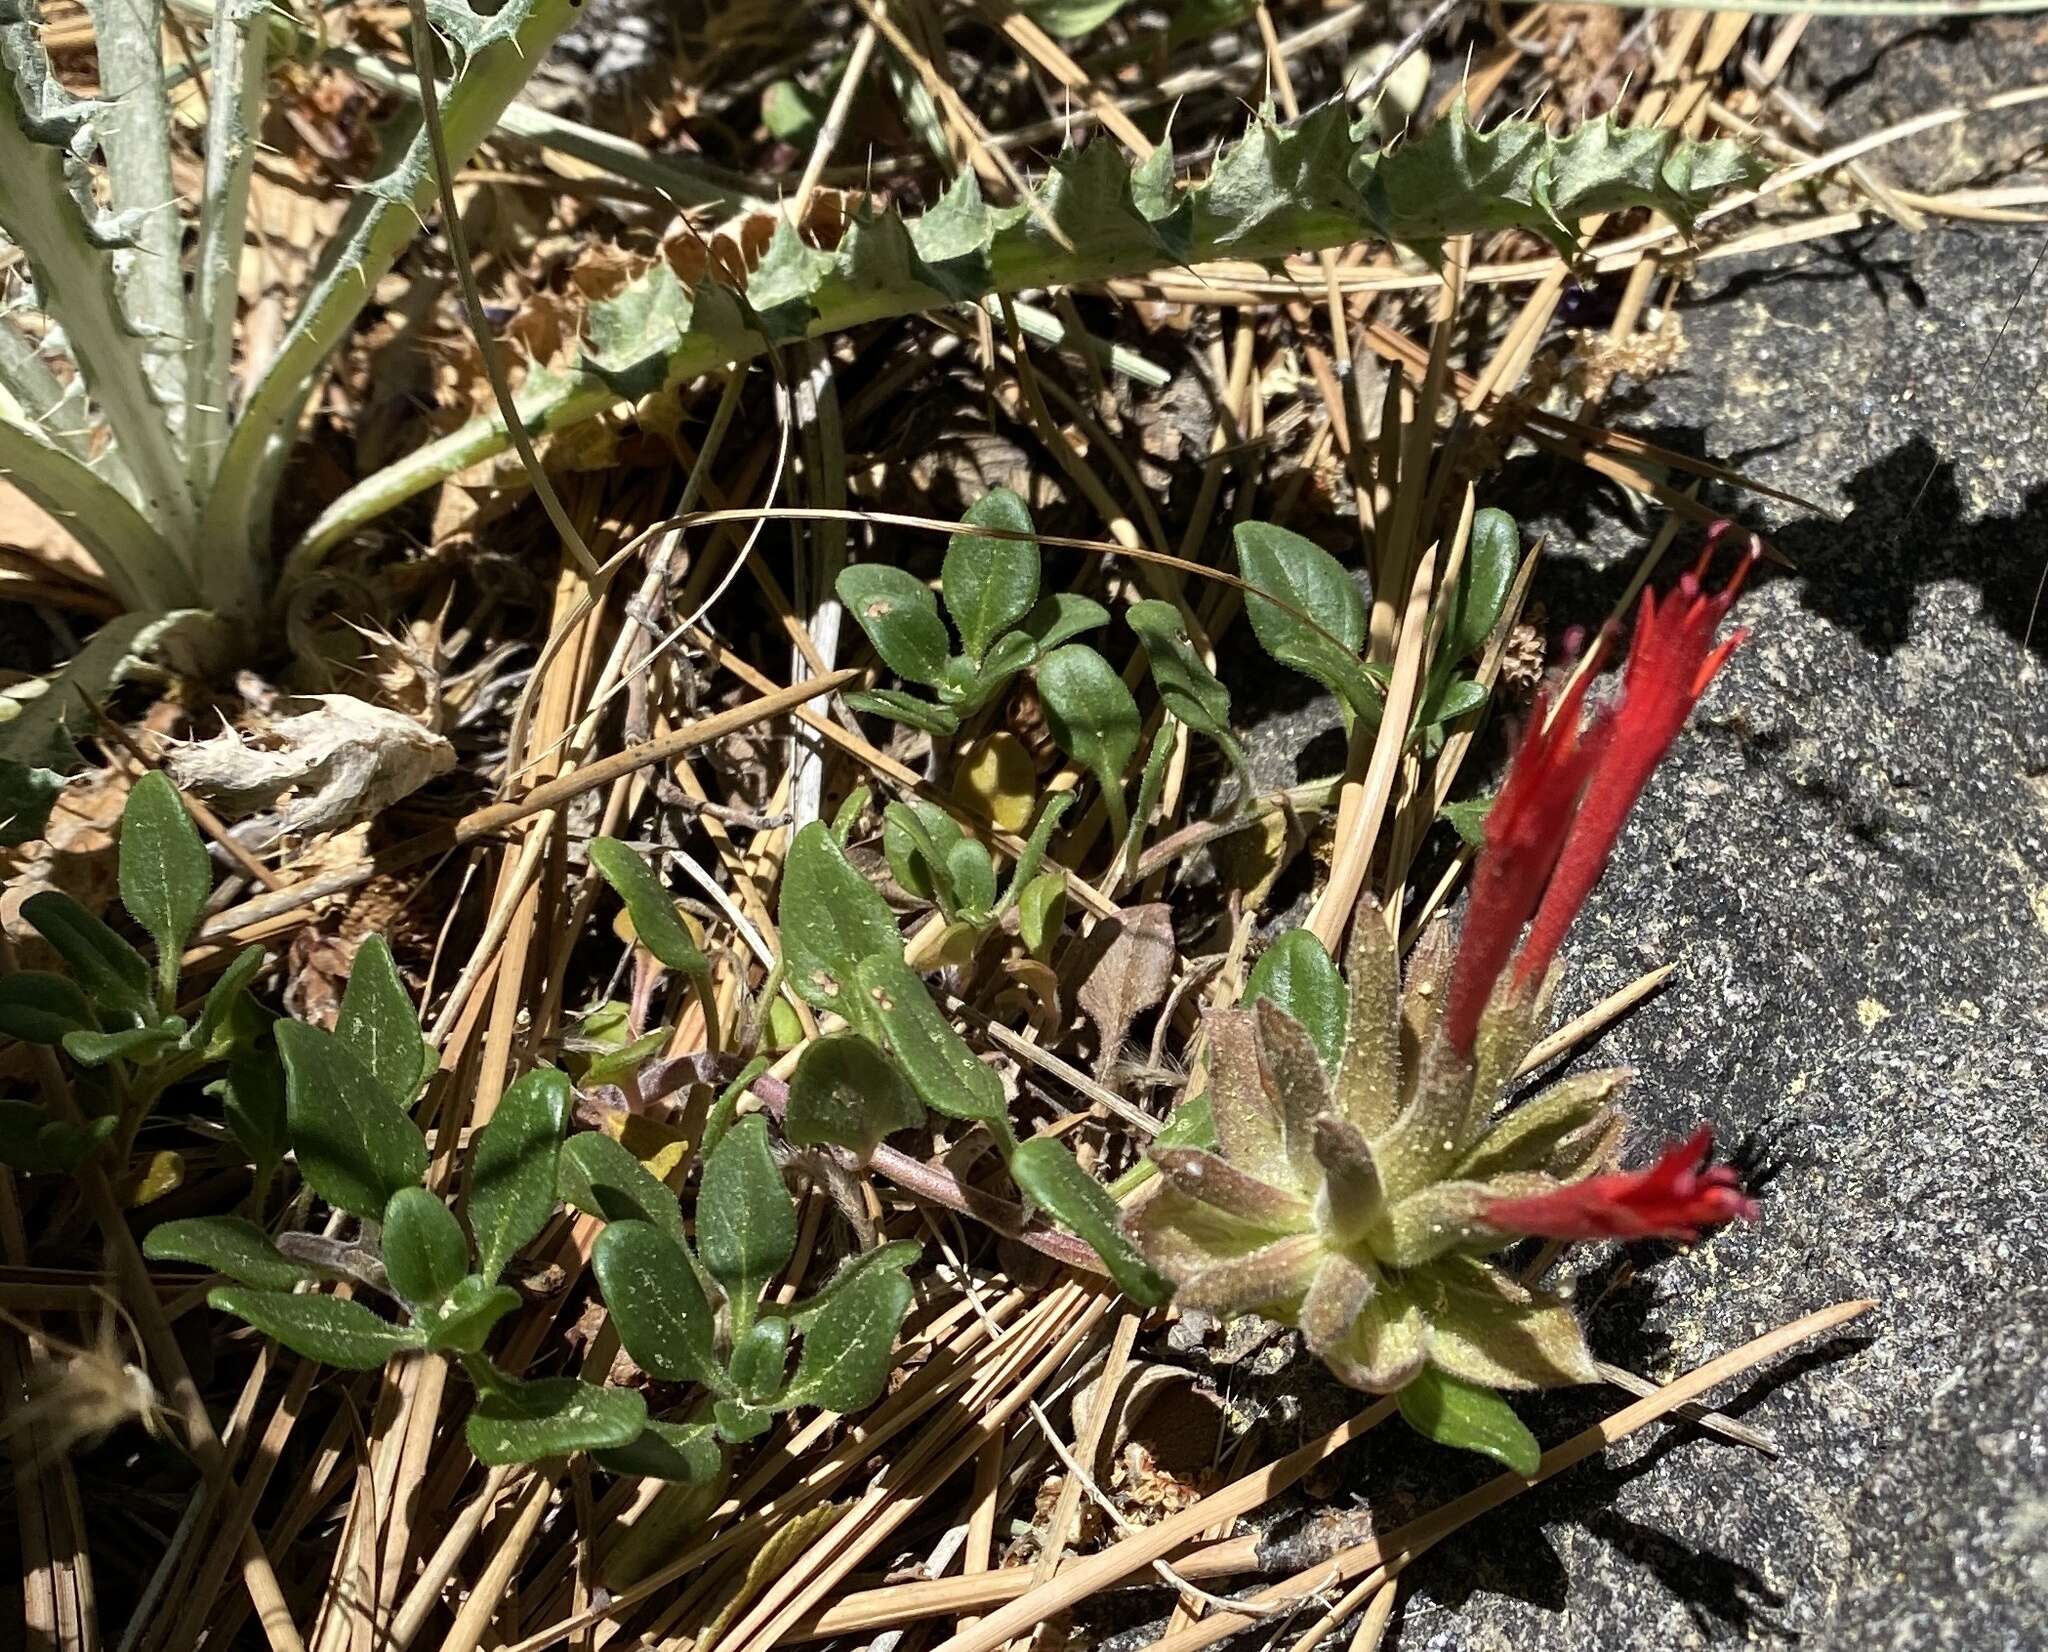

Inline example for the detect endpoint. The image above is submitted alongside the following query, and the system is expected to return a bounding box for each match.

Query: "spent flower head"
[1126,532,1762,1394]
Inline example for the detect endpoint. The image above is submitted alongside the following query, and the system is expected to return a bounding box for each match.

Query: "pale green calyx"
[1124,901,1632,1392]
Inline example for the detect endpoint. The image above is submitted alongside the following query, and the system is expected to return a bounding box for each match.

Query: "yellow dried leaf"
[953,733,1036,832]
[616,1114,691,1183]
[692,1502,845,1651]
[125,1150,185,1208]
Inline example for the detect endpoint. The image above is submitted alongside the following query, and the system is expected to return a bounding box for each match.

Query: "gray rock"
[1223,20,2047,1650]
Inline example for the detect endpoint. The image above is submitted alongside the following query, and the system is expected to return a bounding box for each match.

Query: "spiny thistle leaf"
[298,109,1766,563]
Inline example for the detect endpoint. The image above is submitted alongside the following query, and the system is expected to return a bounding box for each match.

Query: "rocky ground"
[1220,17,2047,1652]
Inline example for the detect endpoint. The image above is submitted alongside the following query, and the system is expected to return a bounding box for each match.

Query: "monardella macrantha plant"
[1126,536,1763,1394]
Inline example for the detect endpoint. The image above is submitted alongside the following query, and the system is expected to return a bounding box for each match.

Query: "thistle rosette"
[1125,532,1764,1395]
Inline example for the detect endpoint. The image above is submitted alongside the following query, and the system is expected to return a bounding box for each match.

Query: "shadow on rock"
[1504,433,2048,663]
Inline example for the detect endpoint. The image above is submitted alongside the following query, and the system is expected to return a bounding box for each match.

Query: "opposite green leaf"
[466,1376,649,1466]
[1395,1365,1542,1477]
[855,954,1009,1132]
[469,1066,571,1282]
[144,1216,323,1291]
[779,822,902,1012]
[594,1419,723,1483]
[843,688,960,737]
[697,1115,796,1335]
[1243,931,1347,1075]
[1021,592,1111,654]
[1451,508,1519,661]
[62,1020,185,1068]
[1152,1092,1217,1153]
[118,772,212,998]
[1439,795,1494,848]
[216,1050,288,1175]
[208,1285,424,1370]
[1234,522,1381,724]
[335,937,426,1111]
[382,1187,471,1309]
[557,1131,686,1249]
[275,1020,429,1220]
[998,792,1073,917]
[591,1218,725,1390]
[192,945,266,1057]
[781,1252,915,1413]
[0,971,97,1044]
[0,1104,114,1175]
[837,564,952,686]
[423,1278,523,1354]
[784,1034,925,1163]
[713,1398,773,1443]
[1008,1137,1170,1306]
[1035,644,1140,841]
[944,836,999,921]
[882,802,959,911]
[20,890,153,1022]
[1424,677,1490,729]
[1016,872,1066,955]
[785,1240,922,1332]
[1126,600,1234,741]
[942,488,1039,662]
[729,1315,792,1402]
[589,838,710,978]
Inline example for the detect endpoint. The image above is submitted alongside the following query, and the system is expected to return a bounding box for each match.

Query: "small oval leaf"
[423,1277,523,1353]
[1017,871,1066,955]
[1395,1365,1541,1477]
[855,954,1008,1130]
[697,1116,796,1332]
[1021,592,1110,653]
[779,822,902,1012]
[119,772,211,989]
[275,1020,428,1219]
[20,891,153,1020]
[1450,508,1519,660]
[144,1216,322,1290]
[593,1419,723,1484]
[782,1253,914,1414]
[1008,1137,1170,1306]
[589,838,710,977]
[784,1034,925,1162]
[468,1066,571,1282]
[466,1376,648,1466]
[1243,931,1347,1075]
[1035,645,1140,839]
[0,970,97,1044]
[843,688,960,736]
[381,1187,470,1308]
[1234,522,1381,723]
[1126,600,1233,739]
[836,565,952,686]
[557,1131,685,1249]
[335,937,427,1110]
[942,487,1039,661]
[591,1218,724,1389]
[192,945,266,1056]
[208,1285,424,1370]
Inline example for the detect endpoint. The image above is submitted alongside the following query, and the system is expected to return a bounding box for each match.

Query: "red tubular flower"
[1482,1126,1758,1243]
[1442,663,1607,1056]
[1510,531,1760,992]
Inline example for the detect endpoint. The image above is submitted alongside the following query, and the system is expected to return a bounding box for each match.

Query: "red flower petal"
[1481,1126,1759,1243]
[1442,663,1607,1056]
[1511,530,1759,990]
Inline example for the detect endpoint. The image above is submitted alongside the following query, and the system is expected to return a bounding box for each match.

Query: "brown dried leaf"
[1073,903,1176,1080]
